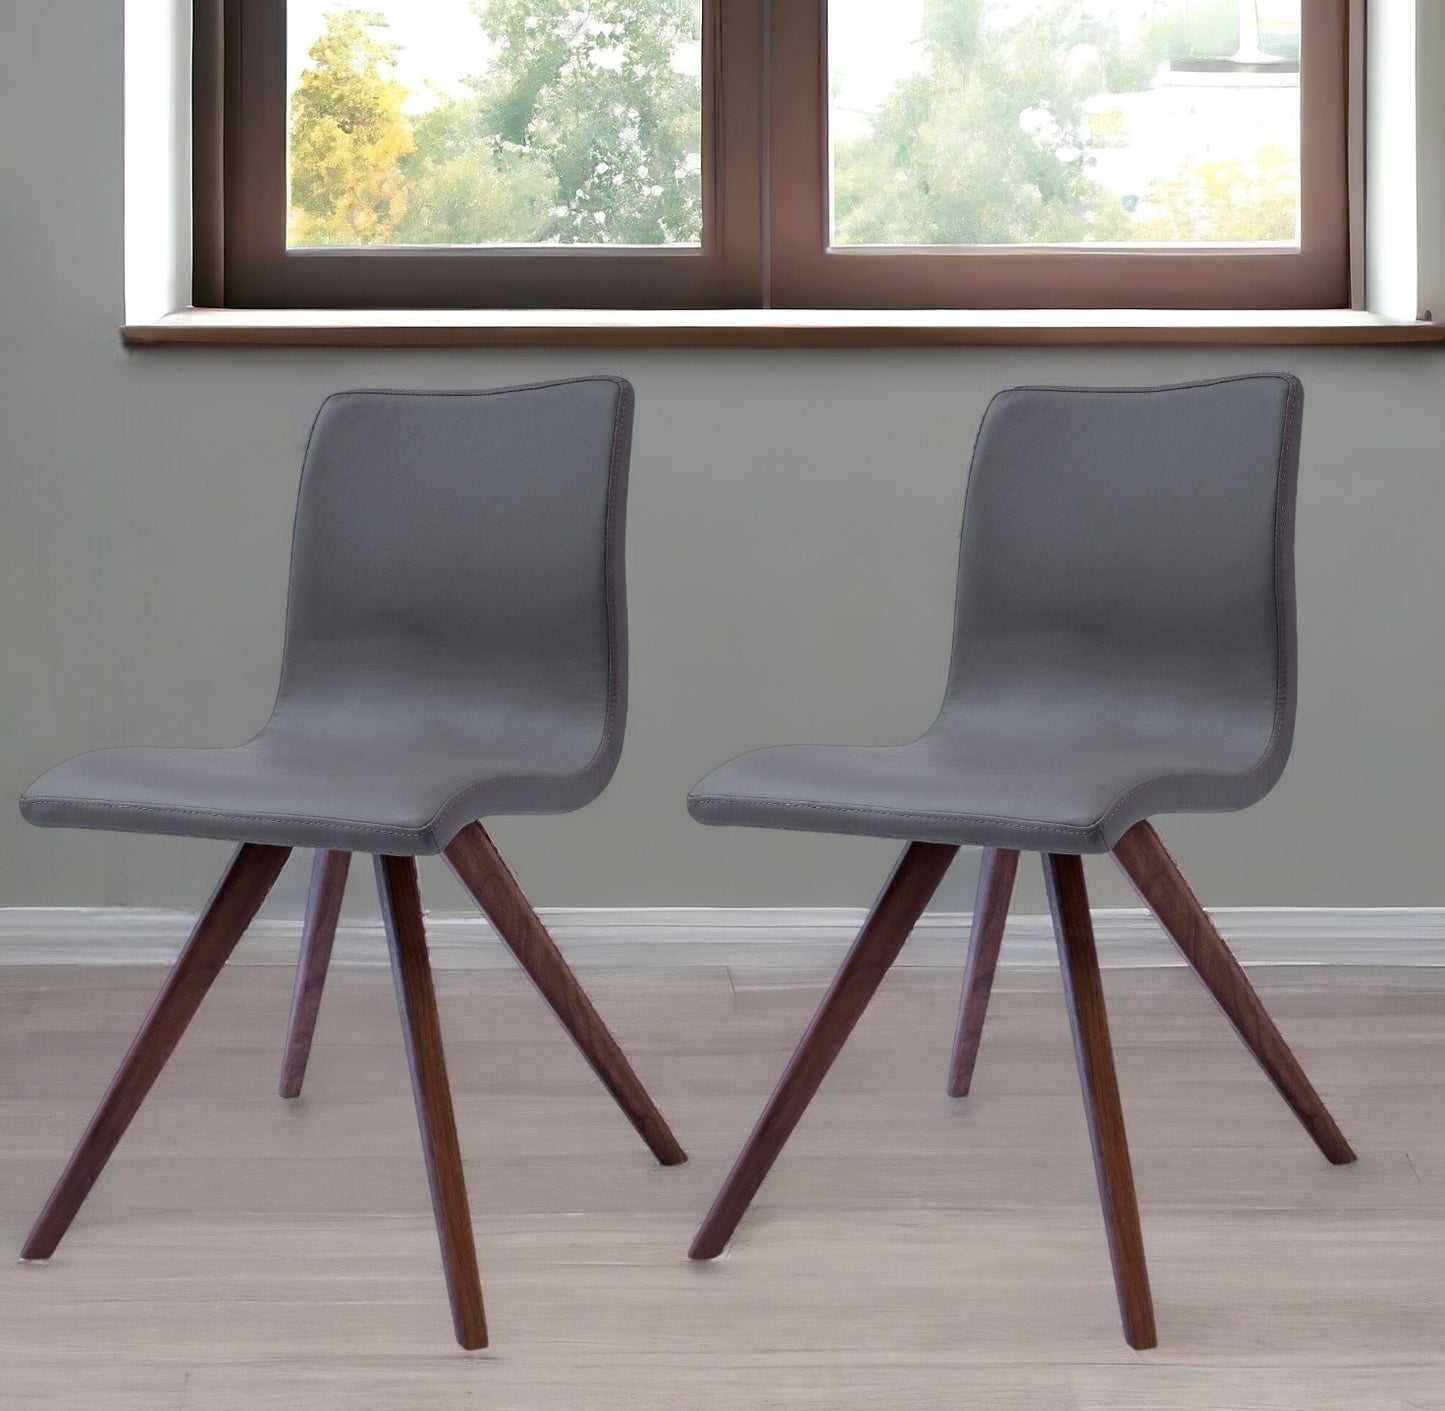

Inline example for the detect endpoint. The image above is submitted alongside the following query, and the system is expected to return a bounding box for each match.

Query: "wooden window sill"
[121,307,1445,349]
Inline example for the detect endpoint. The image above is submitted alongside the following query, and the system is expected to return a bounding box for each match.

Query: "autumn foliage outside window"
[286,1,704,248]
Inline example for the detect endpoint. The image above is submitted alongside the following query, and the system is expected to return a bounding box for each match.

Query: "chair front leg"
[22,842,290,1260]
[690,840,959,1260]
[1044,852,1157,1351]
[375,854,487,1351]
[1111,820,1354,1164]
[279,849,351,1098]
[443,821,686,1167]
[947,847,1020,1097]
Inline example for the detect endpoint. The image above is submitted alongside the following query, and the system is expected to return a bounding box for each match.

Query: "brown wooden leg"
[443,822,687,1168]
[946,847,1020,1097]
[22,843,290,1261]
[279,849,350,1099]
[1044,852,1157,1351]
[375,854,487,1351]
[1111,820,1355,1165]
[690,841,959,1260]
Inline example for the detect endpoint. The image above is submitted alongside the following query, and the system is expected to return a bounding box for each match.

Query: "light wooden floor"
[3,960,1444,1410]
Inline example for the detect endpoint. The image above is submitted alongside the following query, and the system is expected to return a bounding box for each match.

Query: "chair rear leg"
[690,841,959,1260]
[279,849,351,1099]
[375,854,487,1351]
[22,843,290,1260]
[947,847,1020,1097]
[1044,852,1157,1351]
[1111,820,1354,1165]
[443,822,687,1167]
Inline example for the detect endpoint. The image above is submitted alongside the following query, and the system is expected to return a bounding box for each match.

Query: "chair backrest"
[271,378,632,787]
[942,374,1302,786]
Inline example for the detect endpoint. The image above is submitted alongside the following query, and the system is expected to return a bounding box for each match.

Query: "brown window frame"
[196,0,1351,312]
[197,0,764,309]
[768,0,1350,310]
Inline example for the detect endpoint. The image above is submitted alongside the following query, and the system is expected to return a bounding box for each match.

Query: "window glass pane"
[287,2,704,248]
[829,0,1301,248]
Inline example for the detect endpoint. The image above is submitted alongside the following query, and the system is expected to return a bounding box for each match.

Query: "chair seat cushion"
[686,725,1279,855]
[20,724,602,855]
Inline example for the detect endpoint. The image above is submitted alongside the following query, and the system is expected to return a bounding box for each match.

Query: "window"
[203,0,763,307]
[197,0,1349,311]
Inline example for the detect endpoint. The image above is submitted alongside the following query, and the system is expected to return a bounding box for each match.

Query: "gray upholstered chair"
[18,378,684,1350]
[685,374,1352,1349]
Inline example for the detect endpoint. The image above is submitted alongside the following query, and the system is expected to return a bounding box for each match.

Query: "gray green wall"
[2,2,1441,919]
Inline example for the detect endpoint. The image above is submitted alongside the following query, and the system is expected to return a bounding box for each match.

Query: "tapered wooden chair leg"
[690,841,959,1260]
[443,822,687,1167]
[375,854,488,1351]
[1044,852,1157,1351]
[279,849,351,1099]
[1112,820,1355,1164]
[947,847,1020,1097]
[22,843,290,1261]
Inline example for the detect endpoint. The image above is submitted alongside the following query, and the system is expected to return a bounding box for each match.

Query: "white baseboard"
[0,906,1440,969]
